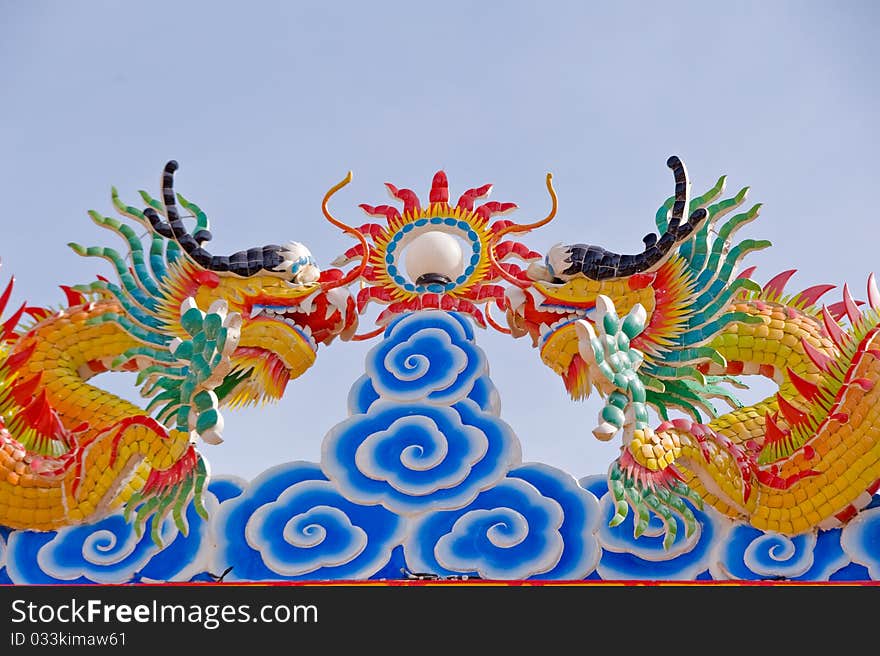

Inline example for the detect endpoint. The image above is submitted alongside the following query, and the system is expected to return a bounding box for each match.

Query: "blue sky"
[1,1,877,480]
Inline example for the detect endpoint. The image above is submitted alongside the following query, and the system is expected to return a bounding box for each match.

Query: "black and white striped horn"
[143,161,287,277]
[556,155,708,280]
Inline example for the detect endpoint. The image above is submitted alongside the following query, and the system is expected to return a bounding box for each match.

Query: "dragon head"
[176,250,357,406]
[504,156,766,422]
[73,160,362,408]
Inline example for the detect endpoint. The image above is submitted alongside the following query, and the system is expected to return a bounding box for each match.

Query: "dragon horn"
[557,156,708,281]
[143,161,289,278]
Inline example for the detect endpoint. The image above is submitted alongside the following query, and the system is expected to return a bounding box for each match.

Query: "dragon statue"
[509,155,880,547]
[0,161,361,544]
[2,154,879,557]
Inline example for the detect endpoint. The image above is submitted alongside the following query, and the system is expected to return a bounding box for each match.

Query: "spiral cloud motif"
[366,312,485,404]
[214,462,404,581]
[404,465,601,580]
[323,399,520,515]
[510,464,601,580]
[407,477,563,579]
[5,498,214,584]
[709,525,832,580]
[325,312,519,516]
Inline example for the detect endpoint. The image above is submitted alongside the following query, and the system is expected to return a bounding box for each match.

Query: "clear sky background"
[1,1,877,481]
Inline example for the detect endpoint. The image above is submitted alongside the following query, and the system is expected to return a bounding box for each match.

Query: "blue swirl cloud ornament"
[710,526,822,580]
[404,465,601,580]
[213,461,404,581]
[365,312,485,404]
[509,464,601,579]
[5,494,216,584]
[322,399,521,515]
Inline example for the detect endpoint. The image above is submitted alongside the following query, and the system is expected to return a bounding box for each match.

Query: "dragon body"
[509,156,880,545]
[0,161,359,542]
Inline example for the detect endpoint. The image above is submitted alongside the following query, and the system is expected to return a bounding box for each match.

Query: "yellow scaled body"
[512,156,880,538]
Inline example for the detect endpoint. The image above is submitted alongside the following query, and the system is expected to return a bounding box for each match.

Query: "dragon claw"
[574,297,650,444]
[140,297,242,446]
[608,451,701,548]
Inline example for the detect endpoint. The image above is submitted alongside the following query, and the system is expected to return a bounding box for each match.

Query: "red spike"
[356,223,386,240]
[494,241,542,261]
[795,284,836,308]
[763,412,790,447]
[59,285,85,307]
[763,269,797,298]
[10,372,43,405]
[1,302,27,338]
[801,337,832,373]
[490,219,515,233]
[475,201,517,220]
[457,184,493,211]
[24,307,51,321]
[777,393,809,425]
[337,244,365,264]
[429,171,449,204]
[736,265,758,281]
[826,302,846,322]
[384,184,421,215]
[96,274,110,283]
[787,368,822,403]
[495,261,527,281]
[821,305,849,347]
[21,389,65,438]
[358,203,401,223]
[841,283,864,324]
[4,341,36,372]
[827,299,865,323]
[0,276,14,316]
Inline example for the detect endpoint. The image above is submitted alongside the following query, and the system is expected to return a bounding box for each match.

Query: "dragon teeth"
[300,290,320,314]
[525,286,545,306]
[325,288,349,319]
[505,287,527,316]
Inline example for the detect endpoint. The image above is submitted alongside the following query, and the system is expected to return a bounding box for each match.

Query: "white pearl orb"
[404,231,465,284]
